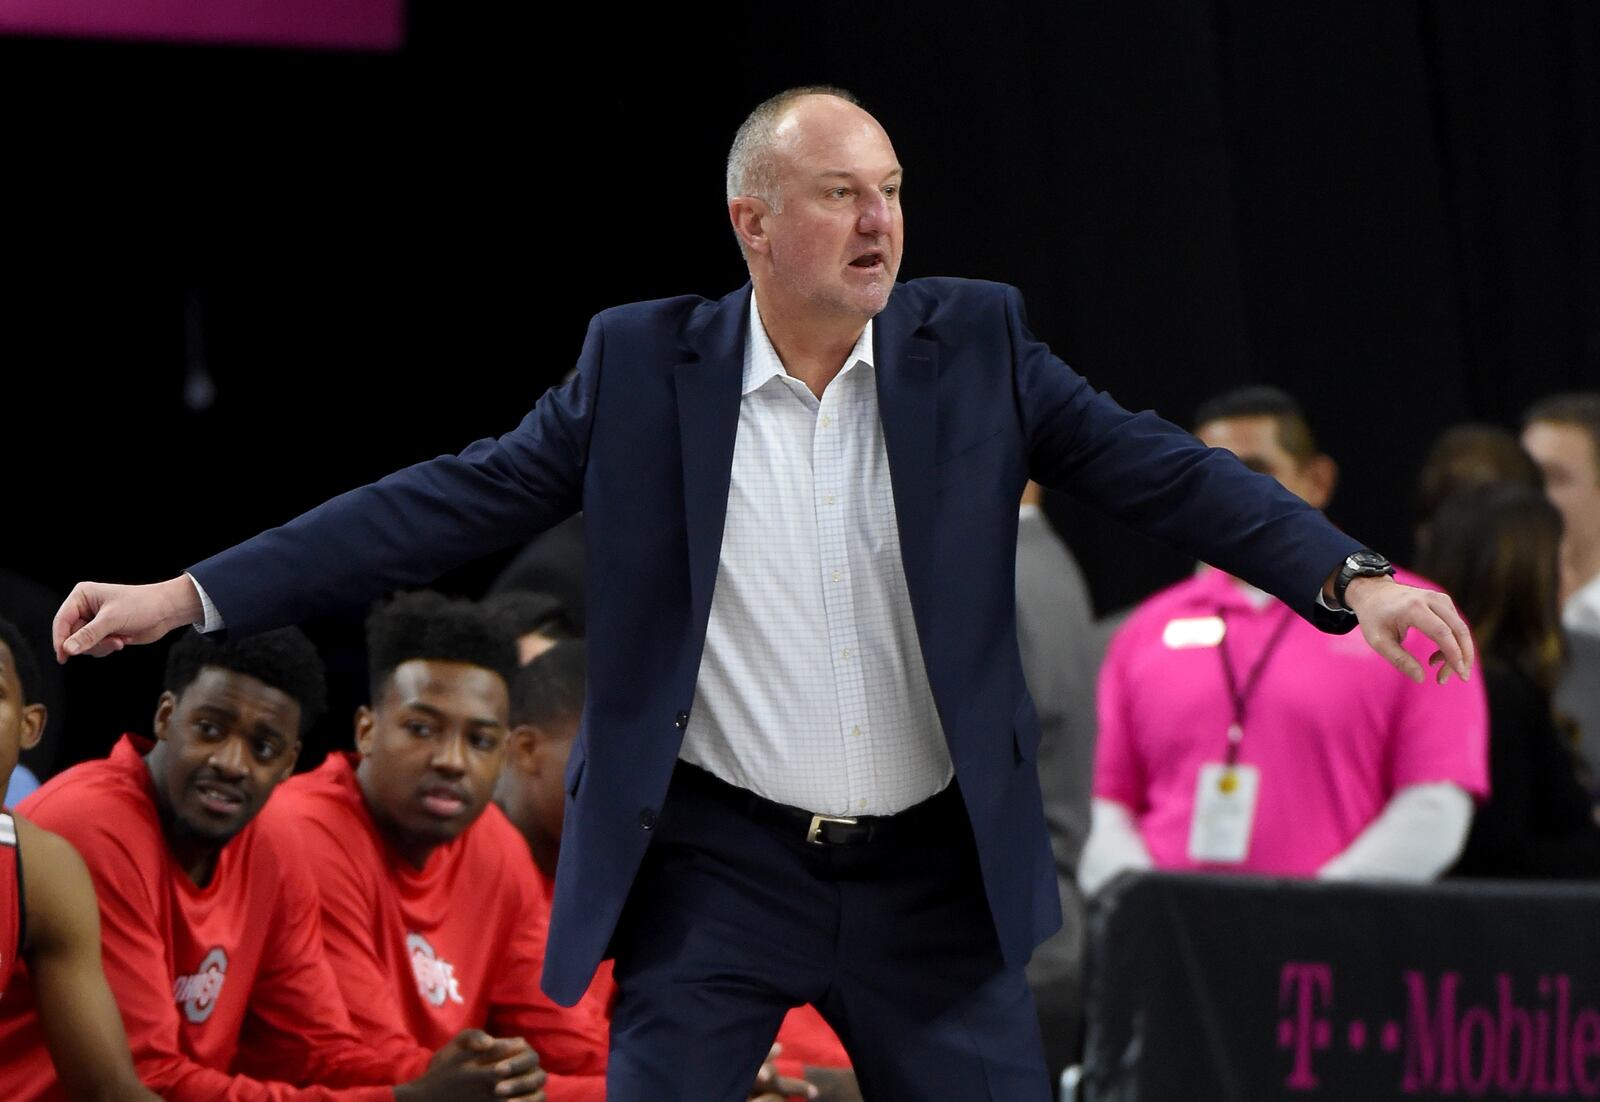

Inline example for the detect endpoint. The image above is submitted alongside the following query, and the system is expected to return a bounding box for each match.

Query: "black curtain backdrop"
[3,2,1597,775]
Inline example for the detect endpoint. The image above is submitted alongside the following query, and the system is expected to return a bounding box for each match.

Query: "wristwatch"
[1332,550,1396,612]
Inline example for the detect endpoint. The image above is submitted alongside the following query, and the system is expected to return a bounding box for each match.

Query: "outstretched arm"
[54,314,605,658]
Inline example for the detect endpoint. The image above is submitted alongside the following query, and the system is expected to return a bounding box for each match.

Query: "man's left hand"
[1344,575,1474,685]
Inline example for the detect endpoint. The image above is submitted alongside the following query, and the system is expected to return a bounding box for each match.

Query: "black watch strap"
[1332,550,1396,612]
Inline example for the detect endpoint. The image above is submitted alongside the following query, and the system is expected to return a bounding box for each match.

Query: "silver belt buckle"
[807,812,859,845]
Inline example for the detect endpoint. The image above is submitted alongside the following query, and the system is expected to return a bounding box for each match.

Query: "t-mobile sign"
[1082,874,1600,1100]
[0,0,403,50]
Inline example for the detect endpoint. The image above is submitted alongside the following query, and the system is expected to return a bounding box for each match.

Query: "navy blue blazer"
[191,278,1361,1005]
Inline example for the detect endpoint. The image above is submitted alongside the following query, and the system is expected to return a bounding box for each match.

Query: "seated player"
[254,592,609,1101]
[0,625,543,1101]
[0,615,157,1100]
[495,640,861,1101]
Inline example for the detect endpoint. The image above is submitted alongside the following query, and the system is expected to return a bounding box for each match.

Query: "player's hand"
[803,1067,863,1102]
[751,1043,819,1100]
[399,1029,546,1101]
[52,577,202,661]
[1345,575,1474,685]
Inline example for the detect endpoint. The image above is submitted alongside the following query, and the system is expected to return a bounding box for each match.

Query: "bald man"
[57,86,1474,1101]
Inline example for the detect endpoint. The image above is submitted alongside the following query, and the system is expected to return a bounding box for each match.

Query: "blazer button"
[673,711,689,730]
[639,808,658,831]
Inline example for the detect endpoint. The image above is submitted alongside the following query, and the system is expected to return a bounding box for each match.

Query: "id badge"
[1187,762,1260,864]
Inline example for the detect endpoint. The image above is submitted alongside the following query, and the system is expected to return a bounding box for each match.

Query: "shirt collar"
[743,295,875,396]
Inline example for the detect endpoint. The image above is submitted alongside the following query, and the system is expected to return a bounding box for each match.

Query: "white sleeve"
[1317,781,1473,882]
[1078,798,1156,896]
[185,573,225,633]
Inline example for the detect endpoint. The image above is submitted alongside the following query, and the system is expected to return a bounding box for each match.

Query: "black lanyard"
[1217,605,1296,767]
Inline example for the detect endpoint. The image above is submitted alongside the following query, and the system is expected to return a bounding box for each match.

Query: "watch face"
[1348,551,1391,572]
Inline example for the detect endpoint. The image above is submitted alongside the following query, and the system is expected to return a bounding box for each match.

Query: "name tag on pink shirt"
[1162,616,1226,648]
[1188,763,1259,863]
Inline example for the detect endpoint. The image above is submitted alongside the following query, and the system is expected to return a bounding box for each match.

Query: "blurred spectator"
[1522,394,1600,632]
[1015,481,1098,1079]
[254,592,607,1099]
[1419,484,1600,878]
[494,641,860,1101]
[483,589,580,665]
[1521,395,1600,788]
[1413,424,1541,558]
[1080,386,1487,894]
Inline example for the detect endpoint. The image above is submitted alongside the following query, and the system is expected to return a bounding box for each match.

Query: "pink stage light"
[0,0,404,51]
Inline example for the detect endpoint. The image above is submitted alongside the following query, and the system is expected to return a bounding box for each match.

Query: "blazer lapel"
[873,291,939,623]
[675,285,750,632]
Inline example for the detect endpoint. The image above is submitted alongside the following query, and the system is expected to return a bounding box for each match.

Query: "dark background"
[3,1,1597,776]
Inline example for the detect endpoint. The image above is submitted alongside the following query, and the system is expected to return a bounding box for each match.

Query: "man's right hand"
[395,1029,547,1101]
[52,576,202,661]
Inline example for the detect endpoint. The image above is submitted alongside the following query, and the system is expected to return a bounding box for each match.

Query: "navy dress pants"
[605,763,1052,1102]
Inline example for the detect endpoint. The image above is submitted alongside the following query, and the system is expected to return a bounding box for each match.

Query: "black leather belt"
[675,761,956,846]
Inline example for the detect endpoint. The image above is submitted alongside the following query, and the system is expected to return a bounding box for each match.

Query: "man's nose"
[431,733,469,776]
[857,192,891,235]
[209,737,249,778]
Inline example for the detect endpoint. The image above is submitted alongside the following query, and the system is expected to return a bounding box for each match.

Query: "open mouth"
[194,782,245,816]
[849,251,885,270]
[419,786,468,818]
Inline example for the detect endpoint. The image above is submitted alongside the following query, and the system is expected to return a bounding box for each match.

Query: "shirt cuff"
[186,574,225,634]
[1315,586,1342,613]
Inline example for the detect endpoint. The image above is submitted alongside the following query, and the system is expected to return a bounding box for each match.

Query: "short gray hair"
[725,85,862,211]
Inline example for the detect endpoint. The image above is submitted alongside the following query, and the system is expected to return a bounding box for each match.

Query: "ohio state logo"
[407,932,463,1008]
[173,947,228,1024]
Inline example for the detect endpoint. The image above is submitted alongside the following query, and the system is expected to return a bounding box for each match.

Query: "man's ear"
[278,739,302,782]
[18,702,46,752]
[152,691,178,743]
[729,195,773,257]
[1303,455,1339,511]
[354,706,377,756]
[508,724,542,775]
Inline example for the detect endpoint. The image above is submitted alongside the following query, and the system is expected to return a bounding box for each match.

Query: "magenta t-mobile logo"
[1279,962,1336,1089]
[1276,963,1600,1096]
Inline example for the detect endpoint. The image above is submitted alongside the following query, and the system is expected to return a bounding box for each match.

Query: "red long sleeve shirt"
[253,753,608,1102]
[0,812,19,1002]
[0,736,394,1102]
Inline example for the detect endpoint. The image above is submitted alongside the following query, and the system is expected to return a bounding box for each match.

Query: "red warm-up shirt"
[0,812,19,1003]
[0,736,394,1102]
[256,753,608,1102]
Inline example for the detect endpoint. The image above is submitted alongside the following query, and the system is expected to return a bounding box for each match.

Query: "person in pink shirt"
[1081,387,1489,891]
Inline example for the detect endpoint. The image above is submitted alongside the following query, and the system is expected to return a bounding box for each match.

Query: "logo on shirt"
[173,947,229,1024]
[407,932,463,1008]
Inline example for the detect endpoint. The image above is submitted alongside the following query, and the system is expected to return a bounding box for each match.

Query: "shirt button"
[831,570,842,582]
[673,711,689,730]
[841,648,852,659]
[821,414,832,427]
[851,726,861,738]
[825,494,835,505]
[639,808,658,831]
[857,799,867,811]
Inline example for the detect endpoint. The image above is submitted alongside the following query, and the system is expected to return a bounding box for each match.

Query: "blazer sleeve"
[189,315,606,637]
[1003,285,1361,630]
